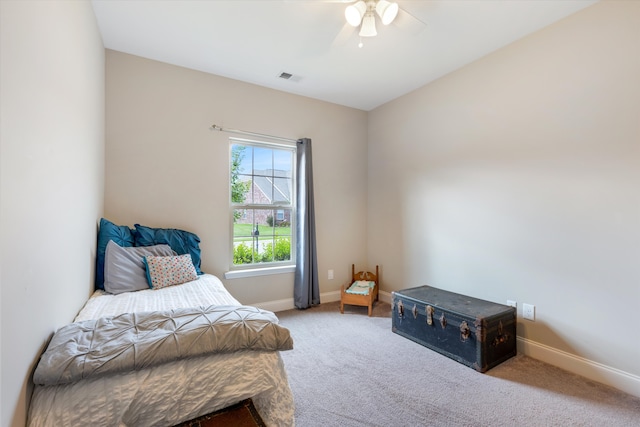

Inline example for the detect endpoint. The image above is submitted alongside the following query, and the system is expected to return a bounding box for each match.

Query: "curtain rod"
[210,124,298,144]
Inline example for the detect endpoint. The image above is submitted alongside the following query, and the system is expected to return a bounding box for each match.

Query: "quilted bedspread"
[33,305,294,386]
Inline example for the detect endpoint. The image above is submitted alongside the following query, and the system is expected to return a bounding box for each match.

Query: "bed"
[28,274,295,427]
[340,264,379,316]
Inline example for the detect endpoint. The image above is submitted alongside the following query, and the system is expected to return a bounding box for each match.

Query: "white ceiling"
[91,0,598,111]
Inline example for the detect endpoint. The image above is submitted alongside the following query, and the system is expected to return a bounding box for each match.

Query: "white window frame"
[225,137,296,279]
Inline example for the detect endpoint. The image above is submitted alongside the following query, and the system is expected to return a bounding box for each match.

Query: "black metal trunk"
[391,286,516,372]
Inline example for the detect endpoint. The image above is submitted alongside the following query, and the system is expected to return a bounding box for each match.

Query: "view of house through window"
[230,139,295,267]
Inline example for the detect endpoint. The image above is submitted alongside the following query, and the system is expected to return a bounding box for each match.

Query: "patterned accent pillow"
[143,254,198,290]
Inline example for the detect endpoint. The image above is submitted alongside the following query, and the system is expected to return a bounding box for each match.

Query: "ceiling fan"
[337,0,426,48]
[287,0,427,54]
[346,1,398,36]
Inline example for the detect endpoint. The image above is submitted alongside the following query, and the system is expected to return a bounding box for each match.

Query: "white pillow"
[103,240,175,294]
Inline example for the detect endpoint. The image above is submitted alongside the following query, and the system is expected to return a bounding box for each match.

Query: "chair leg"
[368,303,372,317]
[340,300,344,314]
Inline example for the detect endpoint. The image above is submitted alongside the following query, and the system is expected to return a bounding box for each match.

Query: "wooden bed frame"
[340,264,379,316]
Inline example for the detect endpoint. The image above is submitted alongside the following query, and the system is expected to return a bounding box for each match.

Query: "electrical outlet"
[523,303,535,321]
[507,300,517,308]
[328,269,334,280]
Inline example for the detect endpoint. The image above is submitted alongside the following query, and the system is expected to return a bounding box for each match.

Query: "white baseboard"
[379,290,393,304]
[517,337,640,398]
[252,290,341,313]
[255,290,640,399]
[254,290,394,313]
[252,298,296,313]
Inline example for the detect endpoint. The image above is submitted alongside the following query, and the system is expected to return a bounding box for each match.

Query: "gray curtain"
[294,138,320,309]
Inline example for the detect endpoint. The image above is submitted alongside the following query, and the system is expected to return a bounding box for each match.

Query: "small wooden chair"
[340,264,379,316]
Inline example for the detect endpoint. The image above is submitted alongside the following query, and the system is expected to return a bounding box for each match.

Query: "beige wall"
[105,50,368,305]
[0,1,105,426]
[369,0,639,393]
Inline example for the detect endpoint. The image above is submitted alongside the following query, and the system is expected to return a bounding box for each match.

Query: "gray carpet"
[277,301,640,427]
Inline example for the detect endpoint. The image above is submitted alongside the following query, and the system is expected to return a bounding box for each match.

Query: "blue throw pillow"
[133,224,203,275]
[96,218,134,289]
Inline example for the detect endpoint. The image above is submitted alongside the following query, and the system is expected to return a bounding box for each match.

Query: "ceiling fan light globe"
[359,14,377,37]
[345,1,367,27]
[376,1,399,25]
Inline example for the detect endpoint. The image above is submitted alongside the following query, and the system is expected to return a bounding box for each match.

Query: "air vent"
[276,71,302,83]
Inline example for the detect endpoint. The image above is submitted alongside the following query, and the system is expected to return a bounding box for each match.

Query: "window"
[230,138,295,269]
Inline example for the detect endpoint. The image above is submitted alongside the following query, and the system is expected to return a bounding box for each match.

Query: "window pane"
[252,176,273,205]
[274,208,292,231]
[254,208,274,234]
[231,144,252,204]
[233,209,254,265]
[232,144,252,175]
[254,147,272,171]
[273,177,291,204]
[272,237,291,262]
[233,209,254,237]
[232,176,250,204]
[273,150,292,177]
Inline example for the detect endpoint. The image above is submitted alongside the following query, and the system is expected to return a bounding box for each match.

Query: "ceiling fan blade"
[294,4,355,58]
[331,21,357,47]
[393,7,427,35]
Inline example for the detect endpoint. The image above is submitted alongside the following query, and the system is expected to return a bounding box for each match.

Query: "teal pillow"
[96,218,134,290]
[134,224,203,275]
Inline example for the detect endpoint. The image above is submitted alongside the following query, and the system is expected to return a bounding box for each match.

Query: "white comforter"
[28,274,295,427]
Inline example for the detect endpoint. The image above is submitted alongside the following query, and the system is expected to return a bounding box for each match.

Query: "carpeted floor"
[277,301,640,427]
